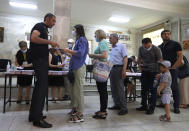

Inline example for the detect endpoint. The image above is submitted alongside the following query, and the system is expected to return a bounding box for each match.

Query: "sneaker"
[136,106,147,111]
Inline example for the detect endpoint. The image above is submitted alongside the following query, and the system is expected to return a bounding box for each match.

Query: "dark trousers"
[141,71,157,111]
[96,81,108,112]
[29,57,48,121]
[170,69,180,109]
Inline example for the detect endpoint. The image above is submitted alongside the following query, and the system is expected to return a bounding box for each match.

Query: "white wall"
[0,13,42,65]
[71,23,139,57]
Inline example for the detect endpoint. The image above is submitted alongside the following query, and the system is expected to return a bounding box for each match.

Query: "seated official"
[49,48,65,101]
[15,41,33,105]
[124,57,136,102]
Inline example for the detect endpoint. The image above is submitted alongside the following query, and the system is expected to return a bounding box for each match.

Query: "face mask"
[21,49,27,53]
[68,43,73,48]
[144,46,152,51]
[72,30,76,37]
[95,37,99,42]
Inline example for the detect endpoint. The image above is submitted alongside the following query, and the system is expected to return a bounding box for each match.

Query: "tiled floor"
[0,96,189,131]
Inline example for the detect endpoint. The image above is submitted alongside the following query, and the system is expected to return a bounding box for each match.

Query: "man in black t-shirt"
[159,30,183,114]
[29,13,58,128]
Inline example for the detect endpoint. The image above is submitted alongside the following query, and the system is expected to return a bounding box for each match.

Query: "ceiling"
[0,0,53,18]
[0,0,189,29]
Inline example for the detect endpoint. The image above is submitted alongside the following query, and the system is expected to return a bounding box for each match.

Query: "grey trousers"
[110,66,127,110]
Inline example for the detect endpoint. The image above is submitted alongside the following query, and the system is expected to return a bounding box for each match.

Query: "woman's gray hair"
[110,33,119,38]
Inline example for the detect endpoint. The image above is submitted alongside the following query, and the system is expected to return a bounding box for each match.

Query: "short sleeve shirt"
[29,22,49,59]
[109,42,127,65]
[138,45,162,72]
[94,39,109,61]
[160,72,172,94]
[158,40,182,66]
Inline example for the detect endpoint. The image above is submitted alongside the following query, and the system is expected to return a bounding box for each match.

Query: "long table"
[3,70,141,113]
[3,70,68,113]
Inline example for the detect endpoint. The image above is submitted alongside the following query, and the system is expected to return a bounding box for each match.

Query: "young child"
[157,60,172,122]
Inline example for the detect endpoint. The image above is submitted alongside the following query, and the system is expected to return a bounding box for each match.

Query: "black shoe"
[62,95,71,101]
[108,106,121,110]
[156,104,164,108]
[136,106,147,111]
[93,112,107,119]
[16,100,22,104]
[118,110,128,115]
[26,100,30,105]
[146,109,154,115]
[33,120,52,128]
[174,108,180,114]
[29,116,47,122]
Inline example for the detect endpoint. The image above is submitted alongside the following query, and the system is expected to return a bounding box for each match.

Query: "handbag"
[67,69,75,84]
[92,59,112,82]
[178,55,189,79]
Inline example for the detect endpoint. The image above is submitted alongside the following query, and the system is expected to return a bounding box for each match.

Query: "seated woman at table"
[49,48,65,101]
[15,41,33,104]
[124,57,136,102]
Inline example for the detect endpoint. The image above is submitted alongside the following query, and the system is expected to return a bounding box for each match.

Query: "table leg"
[3,74,7,113]
[125,84,127,103]
[134,78,136,101]
[46,87,48,111]
[9,75,12,106]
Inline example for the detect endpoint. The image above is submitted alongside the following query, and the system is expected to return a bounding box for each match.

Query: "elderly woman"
[15,41,33,104]
[89,29,109,119]
[62,24,88,123]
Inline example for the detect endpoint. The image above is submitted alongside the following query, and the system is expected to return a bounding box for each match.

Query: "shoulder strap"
[183,55,189,64]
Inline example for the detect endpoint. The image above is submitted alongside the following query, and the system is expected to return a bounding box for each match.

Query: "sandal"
[68,109,77,115]
[180,104,188,109]
[69,114,84,123]
[159,114,171,122]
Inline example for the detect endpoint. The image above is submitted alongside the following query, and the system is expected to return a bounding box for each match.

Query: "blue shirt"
[109,42,127,65]
[69,37,88,70]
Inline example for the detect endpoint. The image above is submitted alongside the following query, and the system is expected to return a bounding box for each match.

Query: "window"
[143,25,164,46]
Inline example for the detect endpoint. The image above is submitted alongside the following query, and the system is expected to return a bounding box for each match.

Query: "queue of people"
[12,13,189,128]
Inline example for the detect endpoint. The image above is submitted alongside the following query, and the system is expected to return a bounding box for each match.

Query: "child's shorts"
[161,94,172,104]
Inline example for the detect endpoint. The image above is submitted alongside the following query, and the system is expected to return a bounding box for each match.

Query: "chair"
[0,59,11,72]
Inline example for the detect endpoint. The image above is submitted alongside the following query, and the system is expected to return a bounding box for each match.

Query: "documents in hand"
[126,72,141,77]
